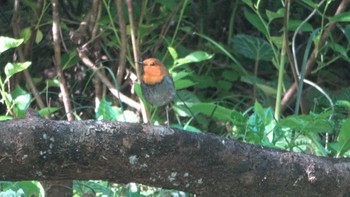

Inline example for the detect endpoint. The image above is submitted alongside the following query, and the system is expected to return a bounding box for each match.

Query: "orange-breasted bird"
[139,58,176,125]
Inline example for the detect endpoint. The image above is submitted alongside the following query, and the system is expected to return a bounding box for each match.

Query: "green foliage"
[96,97,138,122]
[280,111,333,134]
[243,8,268,35]
[3,0,350,195]
[0,37,32,119]
[0,181,44,196]
[329,119,350,157]
[0,36,23,54]
[230,102,276,146]
[232,34,274,61]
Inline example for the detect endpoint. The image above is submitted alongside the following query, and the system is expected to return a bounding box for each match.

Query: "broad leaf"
[189,102,234,121]
[96,97,117,121]
[4,62,31,79]
[174,51,213,67]
[12,85,31,118]
[175,79,196,90]
[243,8,268,35]
[0,36,23,54]
[330,12,350,22]
[337,118,350,157]
[266,8,284,22]
[38,107,60,117]
[20,27,32,43]
[232,34,274,61]
[288,20,313,32]
[168,46,178,61]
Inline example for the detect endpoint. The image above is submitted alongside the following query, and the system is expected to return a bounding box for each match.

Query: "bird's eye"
[150,62,156,66]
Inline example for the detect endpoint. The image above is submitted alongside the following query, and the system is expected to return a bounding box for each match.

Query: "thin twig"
[11,0,47,115]
[115,0,127,87]
[52,0,74,121]
[90,0,103,111]
[125,0,148,123]
[281,0,350,111]
[151,2,182,56]
[77,48,141,111]
[125,0,140,79]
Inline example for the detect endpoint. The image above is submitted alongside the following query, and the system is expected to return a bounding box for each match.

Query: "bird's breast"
[141,76,176,106]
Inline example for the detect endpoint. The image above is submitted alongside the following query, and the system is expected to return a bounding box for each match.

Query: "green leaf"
[135,82,144,100]
[20,27,32,43]
[0,36,23,54]
[194,75,215,89]
[173,90,200,117]
[254,102,264,120]
[189,103,234,121]
[241,0,253,8]
[217,80,232,91]
[337,118,350,157]
[171,70,192,81]
[288,20,313,32]
[302,0,319,9]
[175,79,196,90]
[174,51,213,68]
[328,42,348,57]
[246,102,276,145]
[256,83,277,95]
[154,0,178,10]
[344,25,350,42]
[230,110,248,126]
[46,79,60,87]
[13,181,42,197]
[241,75,277,95]
[96,97,117,121]
[62,50,79,70]
[193,32,247,74]
[38,107,60,117]
[270,35,283,49]
[266,8,284,22]
[336,100,350,108]
[4,62,31,79]
[168,47,178,61]
[116,109,138,122]
[232,34,274,61]
[330,12,350,22]
[36,29,43,44]
[280,113,332,134]
[12,85,31,118]
[174,90,200,105]
[0,116,13,121]
[222,70,240,81]
[243,8,268,35]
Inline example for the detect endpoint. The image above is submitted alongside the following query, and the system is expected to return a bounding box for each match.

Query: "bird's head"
[139,58,169,85]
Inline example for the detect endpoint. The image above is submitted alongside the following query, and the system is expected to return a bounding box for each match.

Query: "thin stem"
[11,0,47,117]
[52,0,74,121]
[274,0,290,121]
[115,0,127,86]
[169,0,188,48]
[125,0,147,123]
[281,0,350,110]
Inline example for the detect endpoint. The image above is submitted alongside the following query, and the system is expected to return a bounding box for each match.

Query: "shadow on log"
[0,117,350,196]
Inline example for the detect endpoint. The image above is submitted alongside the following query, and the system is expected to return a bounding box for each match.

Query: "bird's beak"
[138,60,144,65]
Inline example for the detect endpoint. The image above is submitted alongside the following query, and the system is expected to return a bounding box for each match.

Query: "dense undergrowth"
[1,0,350,196]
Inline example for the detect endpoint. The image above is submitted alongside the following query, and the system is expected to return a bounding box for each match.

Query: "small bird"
[139,58,176,125]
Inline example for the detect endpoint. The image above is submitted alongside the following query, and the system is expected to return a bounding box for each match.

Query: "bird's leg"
[166,105,170,127]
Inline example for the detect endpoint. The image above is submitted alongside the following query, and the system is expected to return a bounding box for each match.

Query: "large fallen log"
[0,117,349,196]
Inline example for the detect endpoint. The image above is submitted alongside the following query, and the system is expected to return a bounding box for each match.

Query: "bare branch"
[1,118,350,196]
[52,0,74,121]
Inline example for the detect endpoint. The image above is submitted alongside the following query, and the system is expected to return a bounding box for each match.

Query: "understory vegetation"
[1,0,350,196]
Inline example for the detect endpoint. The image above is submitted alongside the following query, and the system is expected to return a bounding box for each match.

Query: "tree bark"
[0,117,350,196]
